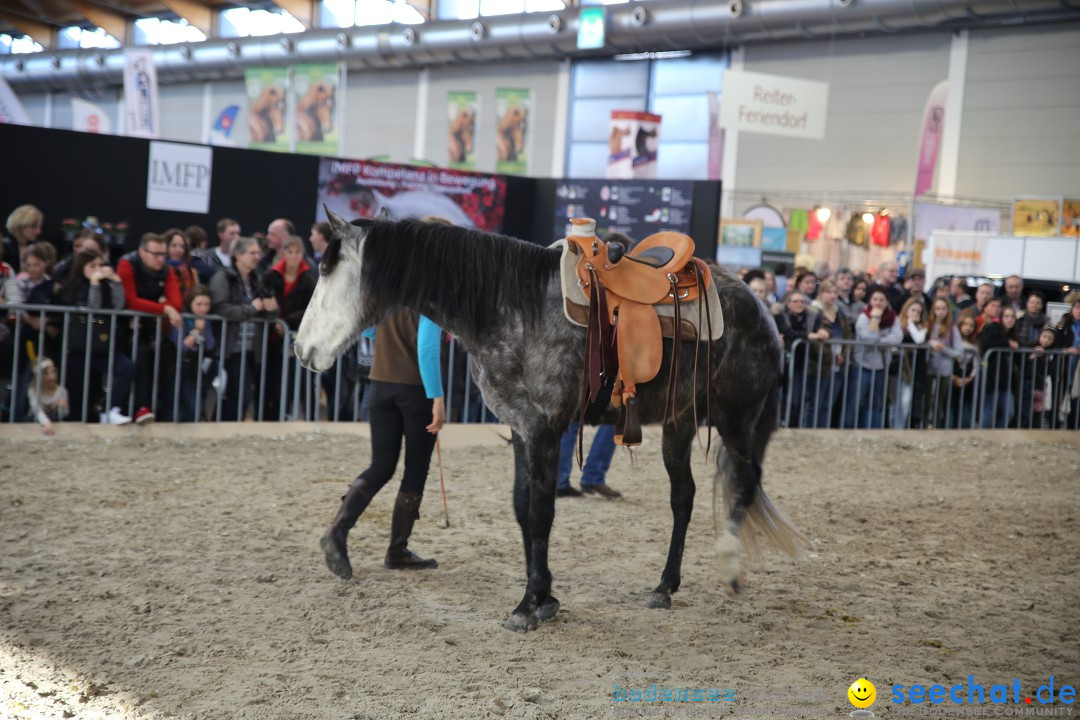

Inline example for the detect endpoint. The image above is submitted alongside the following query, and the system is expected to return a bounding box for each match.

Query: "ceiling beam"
[66,0,129,42]
[268,0,311,29]
[158,0,213,37]
[0,8,54,47]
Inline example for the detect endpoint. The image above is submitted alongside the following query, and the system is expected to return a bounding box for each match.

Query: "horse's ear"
[376,206,390,221]
[324,206,351,239]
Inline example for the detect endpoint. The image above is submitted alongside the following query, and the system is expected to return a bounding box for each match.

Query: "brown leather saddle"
[565,217,714,448]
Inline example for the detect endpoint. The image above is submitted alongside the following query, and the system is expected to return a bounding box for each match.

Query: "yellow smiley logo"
[848,678,877,709]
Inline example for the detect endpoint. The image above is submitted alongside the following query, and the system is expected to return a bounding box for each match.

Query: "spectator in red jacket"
[116,232,183,423]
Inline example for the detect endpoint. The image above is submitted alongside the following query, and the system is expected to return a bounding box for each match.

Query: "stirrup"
[614,396,642,446]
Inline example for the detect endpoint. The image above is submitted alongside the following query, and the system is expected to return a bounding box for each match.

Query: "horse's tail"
[713,379,812,561]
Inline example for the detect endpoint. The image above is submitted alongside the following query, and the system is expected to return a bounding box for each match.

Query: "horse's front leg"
[647,422,696,610]
[505,430,560,632]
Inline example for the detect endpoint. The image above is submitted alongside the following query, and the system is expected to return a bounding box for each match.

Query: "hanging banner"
[71,98,111,134]
[914,80,949,198]
[294,63,340,156]
[209,104,240,146]
[494,88,531,175]
[706,90,723,181]
[607,111,661,179]
[123,48,159,138]
[719,70,828,140]
[246,67,290,152]
[447,91,478,170]
[147,141,213,214]
[316,158,507,232]
[0,76,31,125]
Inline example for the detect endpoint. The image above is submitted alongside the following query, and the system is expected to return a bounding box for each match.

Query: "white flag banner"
[71,98,112,134]
[124,48,159,138]
[147,141,213,214]
[0,76,31,125]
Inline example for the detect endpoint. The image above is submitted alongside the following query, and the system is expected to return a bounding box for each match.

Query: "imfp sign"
[146,141,213,214]
[720,70,829,140]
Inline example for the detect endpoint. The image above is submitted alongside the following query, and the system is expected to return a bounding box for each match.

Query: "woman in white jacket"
[844,285,903,428]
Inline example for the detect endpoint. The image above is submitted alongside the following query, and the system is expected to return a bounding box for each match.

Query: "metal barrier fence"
[2,302,497,425]
[5,302,1074,429]
[783,338,1080,430]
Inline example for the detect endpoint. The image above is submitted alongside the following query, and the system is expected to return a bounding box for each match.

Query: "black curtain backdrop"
[2,124,719,259]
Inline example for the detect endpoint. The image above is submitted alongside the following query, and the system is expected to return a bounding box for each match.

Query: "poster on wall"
[1012,197,1061,236]
[294,63,340,156]
[447,91,478,170]
[494,88,531,175]
[719,218,764,248]
[1060,199,1080,237]
[607,111,661,179]
[315,157,507,232]
[246,67,290,153]
[123,48,159,138]
[552,179,693,243]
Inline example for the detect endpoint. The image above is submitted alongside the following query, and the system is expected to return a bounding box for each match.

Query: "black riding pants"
[360,381,436,495]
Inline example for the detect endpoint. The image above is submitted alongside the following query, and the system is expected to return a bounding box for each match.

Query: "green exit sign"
[577,7,605,50]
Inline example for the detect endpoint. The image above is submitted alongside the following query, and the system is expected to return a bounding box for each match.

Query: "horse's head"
[294,209,374,372]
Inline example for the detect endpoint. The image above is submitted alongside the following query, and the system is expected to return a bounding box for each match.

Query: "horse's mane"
[340,218,561,341]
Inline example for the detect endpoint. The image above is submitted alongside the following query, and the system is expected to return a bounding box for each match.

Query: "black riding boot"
[384,491,438,570]
[320,475,381,580]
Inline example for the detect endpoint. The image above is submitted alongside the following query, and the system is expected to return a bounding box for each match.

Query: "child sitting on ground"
[28,357,67,435]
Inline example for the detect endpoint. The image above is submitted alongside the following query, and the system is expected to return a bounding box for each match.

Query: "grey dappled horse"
[294,212,810,632]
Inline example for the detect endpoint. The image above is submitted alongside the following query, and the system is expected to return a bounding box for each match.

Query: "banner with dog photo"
[447,91,478,170]
[246,67,290,153]
[294,63,340,156]
[494,88,530,175]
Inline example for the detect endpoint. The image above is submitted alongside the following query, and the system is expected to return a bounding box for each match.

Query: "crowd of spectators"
[1,205,491,433]
[4,202,1077,433]
[740,261,1080,430]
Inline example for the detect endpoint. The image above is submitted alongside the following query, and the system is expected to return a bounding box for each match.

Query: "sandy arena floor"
[1,428,1078,720]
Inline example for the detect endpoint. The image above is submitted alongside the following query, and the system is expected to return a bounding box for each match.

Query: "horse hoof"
[320,532,352,580]
[646,591,671,609]
[722,573,746,598]
[535,596,560,623]
[505,612,537,633]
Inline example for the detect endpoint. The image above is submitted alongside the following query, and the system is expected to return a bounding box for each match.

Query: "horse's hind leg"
[506,430,560,632]
[647,421,697,610]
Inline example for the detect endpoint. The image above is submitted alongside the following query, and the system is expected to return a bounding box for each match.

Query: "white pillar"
[938,30,968,198]
[413,67,429,162]
[550,59,571,178]
[720,46,745,219]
